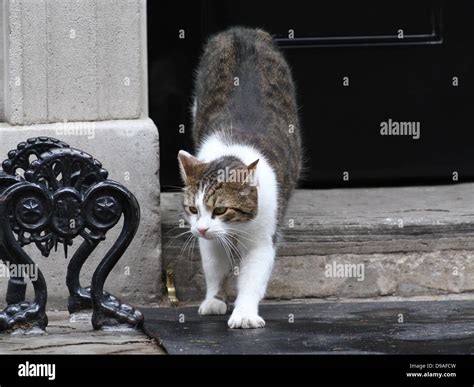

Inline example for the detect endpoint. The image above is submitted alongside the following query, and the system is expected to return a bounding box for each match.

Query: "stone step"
[143,298,474,354]
[161,185,474,301]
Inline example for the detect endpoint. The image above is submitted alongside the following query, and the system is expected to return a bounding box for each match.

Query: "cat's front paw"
[198,298,227,316]
[227,310,265,329]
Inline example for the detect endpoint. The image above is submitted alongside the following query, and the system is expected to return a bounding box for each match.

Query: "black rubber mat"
[143,300,474,354]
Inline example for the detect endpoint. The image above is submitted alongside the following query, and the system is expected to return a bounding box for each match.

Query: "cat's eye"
[213,207,228,216]
[188,206,198,215]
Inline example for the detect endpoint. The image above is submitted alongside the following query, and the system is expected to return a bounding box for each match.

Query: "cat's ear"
[247,159,259,171]
[178,150,206,183]
[241,159,259,186]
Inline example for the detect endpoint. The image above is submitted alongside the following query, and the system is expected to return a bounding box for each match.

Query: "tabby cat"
[178,27,302,329]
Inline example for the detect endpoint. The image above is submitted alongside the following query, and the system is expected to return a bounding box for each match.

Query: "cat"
[178,27,302,329]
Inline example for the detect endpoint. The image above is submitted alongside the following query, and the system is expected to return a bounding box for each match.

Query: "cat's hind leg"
[198,239,231,316]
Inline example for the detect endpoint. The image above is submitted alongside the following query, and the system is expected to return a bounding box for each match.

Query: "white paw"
[198,298,227,316]
[227,310,266,329]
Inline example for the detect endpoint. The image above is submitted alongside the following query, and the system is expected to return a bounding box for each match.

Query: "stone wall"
[0,0,161,308]
[0,1,4,119]
[5,0,147,124]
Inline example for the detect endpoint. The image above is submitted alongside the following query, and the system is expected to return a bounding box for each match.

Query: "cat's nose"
[197,227,209,236]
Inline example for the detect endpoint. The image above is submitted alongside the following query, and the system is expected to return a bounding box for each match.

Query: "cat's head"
[178,150,259,239]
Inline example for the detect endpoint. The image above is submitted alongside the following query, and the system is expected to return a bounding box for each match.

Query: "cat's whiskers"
[179,234,192,256]
[220,230,247,247]
[223,227,253,236]
[164,221,188,236]
[223,228,256,245]
[218,232,243,264]
[225,232,251,252]
[227,232,254,245]
[165,229,193,249]
[223,228,256,242]
[216,234,236,268]
[179,233,195,258]
[188,235,198,261]
[221,234,240,267]
[162,185,186,192]
[226,239,243,265]
[222,238,237,268]
[168,229,192,239]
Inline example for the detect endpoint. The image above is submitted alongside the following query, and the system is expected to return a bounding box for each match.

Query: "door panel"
[148,0,474,189]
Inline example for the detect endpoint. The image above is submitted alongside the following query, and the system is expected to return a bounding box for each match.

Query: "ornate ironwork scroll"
[0,137,143,331]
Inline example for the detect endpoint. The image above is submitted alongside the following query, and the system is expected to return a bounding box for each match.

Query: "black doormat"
[143,300,474,354]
